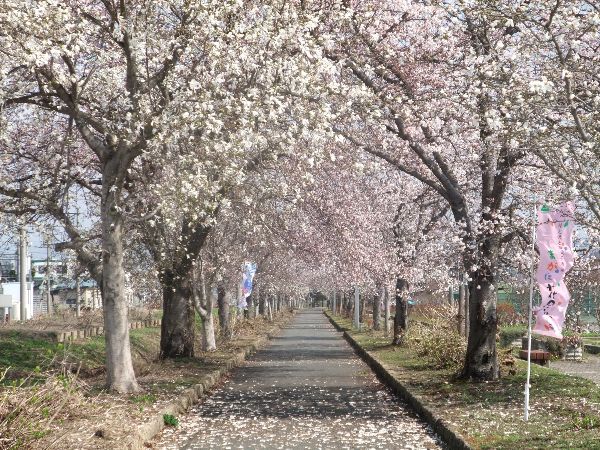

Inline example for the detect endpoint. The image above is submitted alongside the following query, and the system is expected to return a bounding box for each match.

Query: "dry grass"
[0,307,157,332]
[0,310,295,449]
[0,362,85,449]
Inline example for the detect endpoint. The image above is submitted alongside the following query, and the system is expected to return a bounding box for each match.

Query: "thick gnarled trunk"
[461,240,500,380]
[158,223,210,358]
[392,278,409,345]
[160,273,195,358]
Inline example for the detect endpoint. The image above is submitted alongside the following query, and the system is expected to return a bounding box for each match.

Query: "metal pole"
[353,286,360,329]
[19,226,28,321]
[76,274,81,317]
[525,202,537,421]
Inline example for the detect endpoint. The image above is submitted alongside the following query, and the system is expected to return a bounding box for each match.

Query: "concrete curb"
[0,319,161,344]
[124,318,292,449]
[324,311,472,450]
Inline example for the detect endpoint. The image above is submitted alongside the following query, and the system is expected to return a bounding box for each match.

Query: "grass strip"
[327,312,600,450]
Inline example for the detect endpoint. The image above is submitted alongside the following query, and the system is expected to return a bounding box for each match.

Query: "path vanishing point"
[156,309,444,449]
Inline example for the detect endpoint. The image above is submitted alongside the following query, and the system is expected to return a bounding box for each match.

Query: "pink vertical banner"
[532,202,576,339]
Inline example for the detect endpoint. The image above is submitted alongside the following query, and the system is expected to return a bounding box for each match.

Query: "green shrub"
[407,320,466,370]
[163,414,179,427]
[498,325,527,347]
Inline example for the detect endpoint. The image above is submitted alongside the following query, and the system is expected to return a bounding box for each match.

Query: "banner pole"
[525,202,537,421]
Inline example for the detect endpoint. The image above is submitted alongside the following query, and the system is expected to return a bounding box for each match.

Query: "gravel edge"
[324,311,473,450]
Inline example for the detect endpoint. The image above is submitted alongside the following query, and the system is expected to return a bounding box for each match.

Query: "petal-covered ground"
[155,309,443,449]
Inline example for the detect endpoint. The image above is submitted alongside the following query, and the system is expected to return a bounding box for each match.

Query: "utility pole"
[44,231,52,316]
[74,205,81,317]
[76,274,81,317]
[19,225,28,321]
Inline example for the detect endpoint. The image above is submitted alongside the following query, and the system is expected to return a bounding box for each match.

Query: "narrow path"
[156,309,443,449]
[550,353,600,384]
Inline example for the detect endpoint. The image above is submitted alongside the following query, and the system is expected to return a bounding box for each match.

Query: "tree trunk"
[101,161,139,393]
[465,286,470,340]
[384,285,390,336]
[360,292,366,323]
[191,274,216,352]
[349,292,354,317]
[458,282,466,336]
[267,295,273,321]
[258,291,266,316]
[461,271,499,380]
[160,273,195,358]
[392,278,409,345]
[217,285,231,340]
[244,294,253,319]
[460,220,501,381]
[201,309,216,352]
[373,289,382,331]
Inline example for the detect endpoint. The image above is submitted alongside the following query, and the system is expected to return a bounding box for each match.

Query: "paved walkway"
[550,353,600,384]
[156,309,443,449]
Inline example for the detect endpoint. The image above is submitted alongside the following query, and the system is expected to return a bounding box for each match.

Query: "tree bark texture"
[465,286,470,341]
[458,282,466,336]
[201,309,216,352]
[360,292,366,323]
[101,156,139,393]
[372,290,382,331]
[384,285,390,336]
[461,264,499,380]
[160,273,195,358]
[217,285,231,339]
[267,295,273,321]
[258,291,266,316]
[393,278,409,345]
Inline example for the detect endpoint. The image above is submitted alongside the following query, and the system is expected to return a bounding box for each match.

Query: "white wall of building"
[0,282,34,320]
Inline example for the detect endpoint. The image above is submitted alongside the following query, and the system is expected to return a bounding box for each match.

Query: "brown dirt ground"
[28,311,295,450]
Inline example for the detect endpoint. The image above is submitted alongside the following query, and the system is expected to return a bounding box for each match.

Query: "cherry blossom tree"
[1,0,334,390]
[310,0,560,380]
